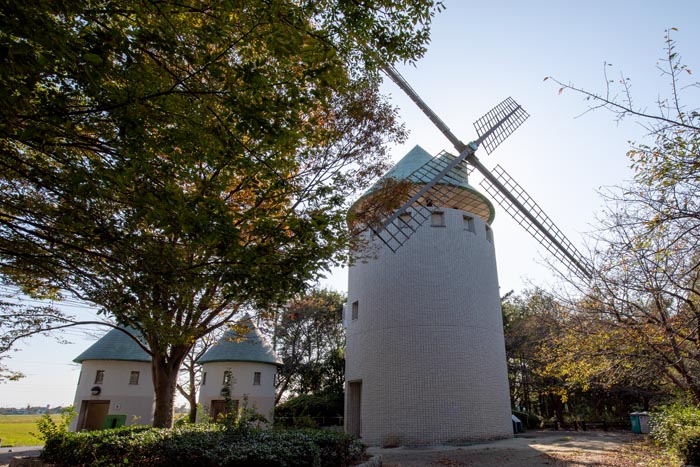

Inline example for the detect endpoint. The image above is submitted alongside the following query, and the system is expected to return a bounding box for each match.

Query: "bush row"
[274,391,344,428]
[41,424,365,467]
[512,411,541,429]
[650,404,700,466]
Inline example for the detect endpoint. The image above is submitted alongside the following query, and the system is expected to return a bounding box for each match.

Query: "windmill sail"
[374,64,593,279]
[473,98,530,155]
[480,165,592,278]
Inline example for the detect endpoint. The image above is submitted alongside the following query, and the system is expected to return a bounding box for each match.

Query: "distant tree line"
[0,405,69,415]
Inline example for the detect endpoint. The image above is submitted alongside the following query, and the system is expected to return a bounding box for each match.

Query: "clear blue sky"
[2,0,700,407]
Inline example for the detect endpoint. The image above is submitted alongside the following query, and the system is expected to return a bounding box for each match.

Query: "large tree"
[548,29,700,404]
[273,288,346,403]
[0,0,442,427]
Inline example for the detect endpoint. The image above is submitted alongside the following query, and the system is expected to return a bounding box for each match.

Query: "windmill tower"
[344,66,591,446]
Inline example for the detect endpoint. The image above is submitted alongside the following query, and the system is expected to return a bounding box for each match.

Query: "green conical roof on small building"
[73,327,151,363]
[196,317,281,366]
[349,145,495,223]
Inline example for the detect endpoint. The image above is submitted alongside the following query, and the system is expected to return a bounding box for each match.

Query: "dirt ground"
[0,446,42,467]
[369,430,678,467]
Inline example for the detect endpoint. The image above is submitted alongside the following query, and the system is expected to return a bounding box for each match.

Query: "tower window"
[223,370,232,386]
[202,372,207,386]
[485,224,494,243]
[351,301,359,320]
[253,372,261,385]
[94,370,104,384]
[129,371,140,385]
[431,211,445,227]
[463,215,475,233]
[399,212,411,227]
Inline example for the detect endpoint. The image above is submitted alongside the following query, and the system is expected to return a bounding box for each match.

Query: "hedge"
[41,424,365,467]
[275,392,344,428]
[676,426,700,466]
[650,404,700,466]
[512,411,541,429]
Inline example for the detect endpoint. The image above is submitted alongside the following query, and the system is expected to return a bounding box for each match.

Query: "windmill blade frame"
[479,165,592,279]
[376,64,593,279]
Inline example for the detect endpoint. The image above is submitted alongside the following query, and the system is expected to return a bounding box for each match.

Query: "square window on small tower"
[351,301,359,320]
[253,371,261,385]
[399,212,411,227]
[129,371,140,385]
[94,370,104,384]
[463,215,475,233]
[431,211,445,227]
[485,224,494,243]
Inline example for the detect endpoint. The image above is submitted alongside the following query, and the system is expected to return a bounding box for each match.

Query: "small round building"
[345,145,512,445]
[70,327,154,431]
[196,316,281,423]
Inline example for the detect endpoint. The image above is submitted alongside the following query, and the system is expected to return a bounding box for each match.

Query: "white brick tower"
[345,145,512,446]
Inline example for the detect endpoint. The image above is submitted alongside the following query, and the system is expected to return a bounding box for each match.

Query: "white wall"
[70,360,154,430]
[345,207,512,445]
[197,361,277,423]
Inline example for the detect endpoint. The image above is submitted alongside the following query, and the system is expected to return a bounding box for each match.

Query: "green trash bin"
[630,413,641,433]
[630,412,649,434]
[102,414,127,429]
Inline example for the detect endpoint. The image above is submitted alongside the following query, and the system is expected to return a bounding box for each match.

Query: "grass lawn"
[0,414,60,447]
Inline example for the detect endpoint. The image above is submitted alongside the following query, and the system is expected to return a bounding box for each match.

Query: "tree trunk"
[151,348,189,428]
[188,393,198,423]
[184,363,198,423]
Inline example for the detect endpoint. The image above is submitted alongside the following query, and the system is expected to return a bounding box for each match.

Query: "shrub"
[275,391,344,428]
[676,426,700,466]
[41,425,159,467]
[512,411,541,429]
[41,424,364,467]
[650,404,700,448]
[36,406,76,441]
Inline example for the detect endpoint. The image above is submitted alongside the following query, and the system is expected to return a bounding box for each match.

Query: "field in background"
[0,415,60,447]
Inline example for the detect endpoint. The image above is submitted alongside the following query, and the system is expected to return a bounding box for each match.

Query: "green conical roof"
[73,327,151,363]
[196,317,281,366]
[350,145,495,223]
[379,145,435,182]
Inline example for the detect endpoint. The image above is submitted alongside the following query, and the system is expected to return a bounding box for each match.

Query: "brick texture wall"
[345,207,512,445]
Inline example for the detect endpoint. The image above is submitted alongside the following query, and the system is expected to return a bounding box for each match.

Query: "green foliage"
[275,289,347,400]
[216,394,269,434]
[275,391,344,427]
[512,411,541,429]
[676,426,700,466]
[35,407,76,441]
[503,290,670,426]
[0,0,441,427]
[40,424,364,467]
[650,404,700,449]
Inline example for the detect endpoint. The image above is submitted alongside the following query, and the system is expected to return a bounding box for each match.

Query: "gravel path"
[370,431,665,467]
[0,446,42,467]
